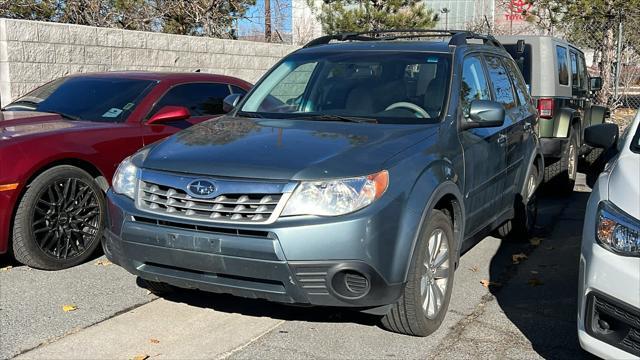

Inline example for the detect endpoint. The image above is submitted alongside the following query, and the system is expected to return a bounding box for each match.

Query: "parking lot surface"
[1,176,593,359]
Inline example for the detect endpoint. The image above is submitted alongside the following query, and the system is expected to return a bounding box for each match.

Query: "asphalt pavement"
[0,175,595,359]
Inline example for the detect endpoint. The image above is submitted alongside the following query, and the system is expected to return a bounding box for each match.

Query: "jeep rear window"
[240,51,451,124]
[556,46,569,86]
[503,43,532,86]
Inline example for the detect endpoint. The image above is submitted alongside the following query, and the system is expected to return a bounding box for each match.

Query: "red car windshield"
[3,77,156,123]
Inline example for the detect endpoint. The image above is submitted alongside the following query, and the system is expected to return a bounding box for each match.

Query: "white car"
[578,110,640,359]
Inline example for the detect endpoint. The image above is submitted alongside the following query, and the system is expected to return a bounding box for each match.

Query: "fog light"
[331,270,370,299]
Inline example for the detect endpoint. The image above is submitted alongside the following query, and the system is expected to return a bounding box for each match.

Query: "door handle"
[497,134,507,145]
[524,122,532,131]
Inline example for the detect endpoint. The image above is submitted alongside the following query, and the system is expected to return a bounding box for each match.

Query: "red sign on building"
[505,0,532,21]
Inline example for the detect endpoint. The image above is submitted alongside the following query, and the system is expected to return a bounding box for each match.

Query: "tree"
[0,0,57,21]
[308,0,439,34]
[0,0,258,39]
[522,0,640,105]
[155,0,256,38]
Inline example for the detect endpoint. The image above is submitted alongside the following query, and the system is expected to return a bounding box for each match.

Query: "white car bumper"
[578,242,640,359]
[578,185,640,359]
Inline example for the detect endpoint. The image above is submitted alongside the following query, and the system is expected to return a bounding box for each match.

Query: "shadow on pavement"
[159,287,381,327]
[0,252,20,268]
[488,190,595,359]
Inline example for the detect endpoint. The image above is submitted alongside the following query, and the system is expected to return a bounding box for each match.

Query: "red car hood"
[0,111,112,139]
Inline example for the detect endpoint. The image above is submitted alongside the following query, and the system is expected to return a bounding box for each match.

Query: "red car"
[0,72,252,270]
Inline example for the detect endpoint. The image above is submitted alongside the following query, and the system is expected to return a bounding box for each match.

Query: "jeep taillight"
[537,98,554,119]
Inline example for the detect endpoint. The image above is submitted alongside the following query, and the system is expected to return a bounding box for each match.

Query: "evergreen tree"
[309,0,439,34]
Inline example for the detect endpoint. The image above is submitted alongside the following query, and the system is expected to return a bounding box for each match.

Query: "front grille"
[138,181,284,224]
[594,296,640,329]
[587,292,640,357]
[133,216,272,239]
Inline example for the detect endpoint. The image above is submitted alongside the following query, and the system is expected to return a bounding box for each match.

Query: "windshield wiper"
[41,109,82,121]
[299,114,377,124]
[2,99,39,111]
[236,111,264,119]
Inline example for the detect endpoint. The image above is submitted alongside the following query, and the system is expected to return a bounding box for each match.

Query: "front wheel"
[12,166,105,270]
[381,209,454,336]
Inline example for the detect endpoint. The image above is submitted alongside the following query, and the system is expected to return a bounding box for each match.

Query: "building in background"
[425,0,495,30]
[292,0,323,45]
[289,0,538,44]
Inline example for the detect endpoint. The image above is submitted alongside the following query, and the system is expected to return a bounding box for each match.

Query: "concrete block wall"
[0,19,298,107]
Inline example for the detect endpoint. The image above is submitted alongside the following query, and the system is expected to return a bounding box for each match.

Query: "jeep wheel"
[12,166,105,270]
[583,147,604,168]
[498,166,538,241]
[544,133,577,194]
[381,209,454,336]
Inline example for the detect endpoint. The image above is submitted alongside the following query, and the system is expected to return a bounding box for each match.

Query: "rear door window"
[570,50,580,92]
[485,56,517,110]
[503,59,531,107]
[577,53,589,93]
[556,46,569,86]
[149,82,231,118]
[460,55,491,110]
[230,85,248,96]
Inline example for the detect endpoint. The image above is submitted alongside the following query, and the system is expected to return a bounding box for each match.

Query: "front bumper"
[104,191,404,308]
[578,229,640,358]
[0,189,19,254]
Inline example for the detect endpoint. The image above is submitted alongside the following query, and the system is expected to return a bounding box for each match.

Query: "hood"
[608,151,640,220]
[0,111,113,140]
[142,116,438,180]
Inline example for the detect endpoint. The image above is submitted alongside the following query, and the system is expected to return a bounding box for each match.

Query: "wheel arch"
[520,149,545,199]
[552,108,577,138]
[23,158,109,193]
[398,180,466,283]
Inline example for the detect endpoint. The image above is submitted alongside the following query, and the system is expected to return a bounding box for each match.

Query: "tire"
[12,165,105,270]
[136,277,175,295]
[381,209,455,336]
[543,132,577,194]
[498,166,538,241]
[583,147,604,168]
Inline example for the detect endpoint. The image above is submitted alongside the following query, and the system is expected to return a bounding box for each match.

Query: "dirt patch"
[611,107,637,131]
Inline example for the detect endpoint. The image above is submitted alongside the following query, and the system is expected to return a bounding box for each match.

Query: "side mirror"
[589,76,603,92]
[584,123,618,149]
[146,106,190,125]
[223,94,242,113]
[461,100,506,130]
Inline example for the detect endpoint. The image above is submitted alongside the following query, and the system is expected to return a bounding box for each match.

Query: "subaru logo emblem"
[187,180,216,198]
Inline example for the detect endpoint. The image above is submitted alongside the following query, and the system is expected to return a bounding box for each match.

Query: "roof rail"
[303,29,504,50]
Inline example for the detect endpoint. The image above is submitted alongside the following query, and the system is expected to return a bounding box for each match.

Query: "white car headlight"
[282,171,389,217]
[596,201,640,256]
[112,156,138,199]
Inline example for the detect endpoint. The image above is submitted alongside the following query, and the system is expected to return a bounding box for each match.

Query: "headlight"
[112,156,138,199]
[282,171,388,217]
[596,201,640,256]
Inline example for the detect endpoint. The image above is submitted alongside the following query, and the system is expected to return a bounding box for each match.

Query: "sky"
[237,0,293,37]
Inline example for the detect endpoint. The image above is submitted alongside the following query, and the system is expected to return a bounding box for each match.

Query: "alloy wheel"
[31,178,101,260]
[420,228,450,319]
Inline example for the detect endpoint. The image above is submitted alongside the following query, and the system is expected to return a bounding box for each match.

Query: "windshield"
[240,51,451,124]
[3,77,155,123]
